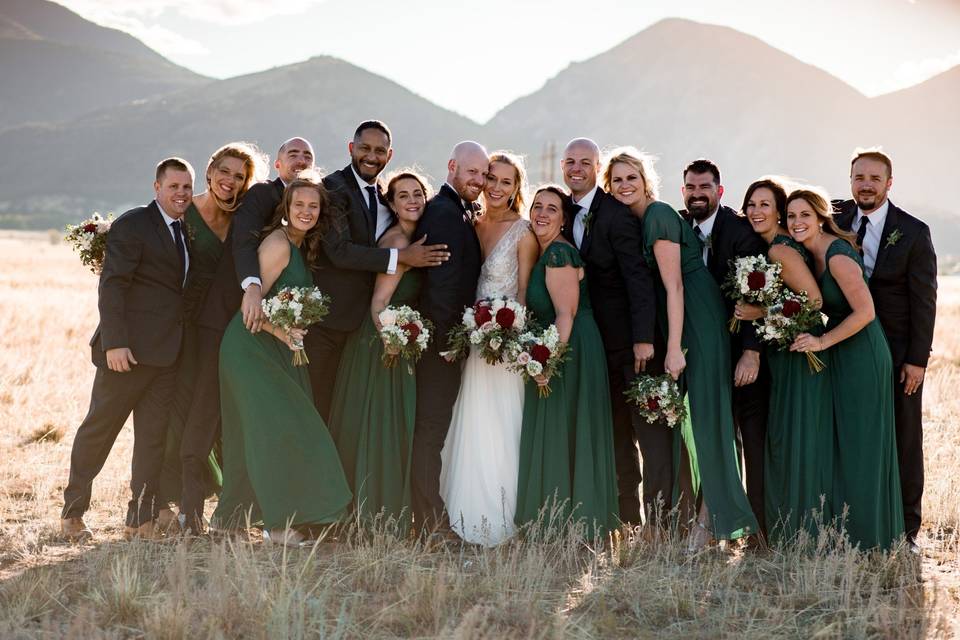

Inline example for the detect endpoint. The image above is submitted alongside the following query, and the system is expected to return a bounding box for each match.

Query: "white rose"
[379,308,398,326]
[480,320,496,333]
[489,336,502,350]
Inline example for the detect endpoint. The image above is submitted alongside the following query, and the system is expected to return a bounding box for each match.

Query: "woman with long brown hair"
[212,171,352,546]
[786,187,903,551]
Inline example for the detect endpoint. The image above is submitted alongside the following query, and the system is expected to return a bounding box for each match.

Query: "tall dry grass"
[0,233,957,639]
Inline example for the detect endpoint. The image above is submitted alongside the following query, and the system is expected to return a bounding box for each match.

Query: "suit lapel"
[834,202,856,233]
[149,202,182,287]
[871,202,900,278]
[341,165,376,244]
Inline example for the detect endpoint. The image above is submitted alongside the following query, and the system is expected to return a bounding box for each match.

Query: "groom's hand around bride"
[399,236,450,268]
[106,348,138,372]
[242,284,264,333]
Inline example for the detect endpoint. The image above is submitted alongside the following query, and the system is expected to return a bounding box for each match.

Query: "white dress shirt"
[352,167,398,274]
[572,185,599,249]
[854,199,889,279]
[155,200,189,284]
[692,207,718,266]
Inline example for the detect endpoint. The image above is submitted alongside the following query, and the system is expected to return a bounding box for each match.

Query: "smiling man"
[306,121,450,420]
[833,147,937,547]
[61,158,194,542]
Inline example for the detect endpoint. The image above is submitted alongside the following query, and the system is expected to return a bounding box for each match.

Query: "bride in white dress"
[440,153,538,545]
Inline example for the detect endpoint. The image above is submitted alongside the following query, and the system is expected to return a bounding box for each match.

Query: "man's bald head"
[562,137,601,198]
[275,137,315,183]
[447,140,489,202]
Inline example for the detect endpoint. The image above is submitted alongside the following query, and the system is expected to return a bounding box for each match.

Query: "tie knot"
[366,185,376,195]
[171,219,181,232]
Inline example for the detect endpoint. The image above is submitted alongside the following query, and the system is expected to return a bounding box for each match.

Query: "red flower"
[530,344,551,365]
[278,291,293,302]
[495,307,516,329]
[474,304,493,325]
[646,396,660,411]
[401,322,420,341]
[82,223,98,233]
[746,271,766,291]
[781,299,802,318]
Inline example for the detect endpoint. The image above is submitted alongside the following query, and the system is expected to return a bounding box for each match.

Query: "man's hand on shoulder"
[399,236,450,268]
[106,348,137,373]
[242,284,264,333]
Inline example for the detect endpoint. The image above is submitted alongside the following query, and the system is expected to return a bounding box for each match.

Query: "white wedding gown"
[440,219,530,546]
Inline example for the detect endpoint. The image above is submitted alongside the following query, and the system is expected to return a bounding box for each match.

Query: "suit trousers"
[62,362,177,527]
[304,326,352,422]
[178,325,225,532]
[732,364,770,534]
[608,346,674,526]
[411,349,463,530]
[894,373,924,540]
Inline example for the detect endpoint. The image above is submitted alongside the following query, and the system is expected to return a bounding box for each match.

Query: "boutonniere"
[885,228,903,248]
[582,210,595,235]
[183,220,197,244]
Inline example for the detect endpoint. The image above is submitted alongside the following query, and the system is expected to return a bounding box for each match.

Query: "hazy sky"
[58,0,960,123]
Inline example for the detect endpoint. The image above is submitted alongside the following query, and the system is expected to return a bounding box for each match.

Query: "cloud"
[893,49,960,86]
[59,0,328,26]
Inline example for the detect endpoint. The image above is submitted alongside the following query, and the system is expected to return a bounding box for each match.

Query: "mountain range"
[1,1,957,253]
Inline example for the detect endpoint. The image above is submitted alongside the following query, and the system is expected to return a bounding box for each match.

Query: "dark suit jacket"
[415,184,482,349]
[834,199,937,367]
[89,200,185,368]
[562,187,656,353]
[314,165,393,332]
[195,177,284,332]
[681,204,768,353]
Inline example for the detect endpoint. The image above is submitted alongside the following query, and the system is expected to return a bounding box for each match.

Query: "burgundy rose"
[746,271,766,291]
[530,344,551,365]
[401,322,420,341]
[495,307,516,330]
[474,304,493,325]
[781,299,802,318]
[646,396,660,411]
[82,223,98,233]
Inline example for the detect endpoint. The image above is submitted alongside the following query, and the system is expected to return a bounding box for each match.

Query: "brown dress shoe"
[123,520,163,541]
[61,517,93,542]
[157,508,182,535]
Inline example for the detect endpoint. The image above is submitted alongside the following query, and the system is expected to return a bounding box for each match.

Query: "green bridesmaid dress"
[763,235,833,544]
[212,240,352,530]
[514,241,619,539]
[159,203,223,505]
[327,270,422,524]
[640,201,758,539]
[819,239,903,551]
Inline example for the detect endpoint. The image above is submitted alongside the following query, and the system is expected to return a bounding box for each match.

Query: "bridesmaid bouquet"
[757,291,827,373]
[261,286,330,366]
[65,212,113,274]
[624,374,687,428]
[722,255,783,332]
[377,305,432,371]
[443,296,528,365]
[505,324,569,398]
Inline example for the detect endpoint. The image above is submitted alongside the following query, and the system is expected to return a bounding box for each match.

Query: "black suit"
[834,199,937,539]
[305,165,393,420]
[562,188,662,525]
[63,201,186,527]
[681,204,770,532]
[411,184,482,528]
[173,178,283,530]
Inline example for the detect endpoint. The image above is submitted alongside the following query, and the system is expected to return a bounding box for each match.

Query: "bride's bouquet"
[624,374,687,427]
[442,297,528,365]
[261,286,330,366]
[65,212,113,274]
[505,324,569,398]
[377,305,432,371]
[722,255,782,332]
[757,291,826,373]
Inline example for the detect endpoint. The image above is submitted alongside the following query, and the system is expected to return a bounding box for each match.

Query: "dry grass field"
[0,232,958,639]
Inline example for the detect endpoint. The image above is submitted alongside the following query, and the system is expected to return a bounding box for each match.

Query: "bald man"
[561,138,659,527]
[411,141,486,534]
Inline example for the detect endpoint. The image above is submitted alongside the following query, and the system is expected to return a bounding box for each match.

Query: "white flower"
[379,308,398,326]
[469,331,483,345]
[516,352,531,365]
[526,360,543,376]
[489,336,502,350]
[491,298,505,312]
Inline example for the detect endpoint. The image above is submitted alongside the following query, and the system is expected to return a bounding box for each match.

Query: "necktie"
[572,204,584,249]
[170,219,186,281]
[365,185,378,222]
[856,216,869,257]
[694,225,710,267]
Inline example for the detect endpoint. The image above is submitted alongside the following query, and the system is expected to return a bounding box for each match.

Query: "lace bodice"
[476,218,530,300]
